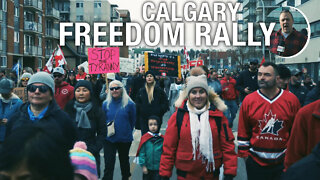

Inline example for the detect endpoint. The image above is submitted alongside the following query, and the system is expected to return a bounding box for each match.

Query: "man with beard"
[236,59,259,102]
[288,69,308,106]
[238,62,300,180]
[269,9,307,57]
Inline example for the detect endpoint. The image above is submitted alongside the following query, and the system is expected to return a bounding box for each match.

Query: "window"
[94,2,101,8]
[14,31,19,43]
[38,59,42,68]
[2,0,6,12]
[76,15,83,21]
[1,56,7,67]
[76,2,83,8]
[14,6,19,17]
[311,20,320,38]
[38,15,42,24]
[2,26,6,40]
[38,36,42,46]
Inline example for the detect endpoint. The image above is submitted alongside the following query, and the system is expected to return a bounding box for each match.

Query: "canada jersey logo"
[258,110,283,136]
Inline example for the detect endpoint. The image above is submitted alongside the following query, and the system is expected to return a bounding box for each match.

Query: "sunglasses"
[53,74,63,78]
[110,87,122,91]
[21,77,29,81]
[27,84,50,93]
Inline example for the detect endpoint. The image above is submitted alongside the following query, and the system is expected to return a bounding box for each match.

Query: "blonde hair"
[105,80,133,109]
[145,81,156,104]
[174,87,227,112]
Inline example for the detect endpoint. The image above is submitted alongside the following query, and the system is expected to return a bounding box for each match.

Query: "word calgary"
[60,2,275,47]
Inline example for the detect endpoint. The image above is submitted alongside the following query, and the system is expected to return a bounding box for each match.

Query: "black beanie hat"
[145,71,156,78]
[74,80,93,94]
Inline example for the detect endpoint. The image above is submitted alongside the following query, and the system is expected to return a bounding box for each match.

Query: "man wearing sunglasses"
[5,72,77,149]
[53,67,74,110]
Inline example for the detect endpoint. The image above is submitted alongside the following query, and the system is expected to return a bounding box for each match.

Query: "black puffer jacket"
[282,143,320,180]
[64,100,106,155]
[135,85,169,133]
[6,101,77,149]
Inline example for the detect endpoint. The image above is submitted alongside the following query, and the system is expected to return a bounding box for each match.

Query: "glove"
[160,176,170,180]
[224,174,234,180]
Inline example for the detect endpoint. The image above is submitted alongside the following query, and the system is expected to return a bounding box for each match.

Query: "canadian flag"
[183,46,190,69]
[43,48,56,73]
[54,45,67,67]
[43,45,67,73]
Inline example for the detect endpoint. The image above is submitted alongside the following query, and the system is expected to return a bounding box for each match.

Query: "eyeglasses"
[53,74,63,78]
[21,77,29,81]
[27,84,50,93]
[110,87,122,91]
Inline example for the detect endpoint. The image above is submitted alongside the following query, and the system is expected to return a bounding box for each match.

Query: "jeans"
[223,100,238,128]
[143,170,161,180]
[102,140,132,180]
[246,156,284,180]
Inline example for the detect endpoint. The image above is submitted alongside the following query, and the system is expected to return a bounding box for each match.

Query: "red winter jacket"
[54,81,74,109]
[159,102,237,178]
[220,77,237,100]
[284,99,320,171]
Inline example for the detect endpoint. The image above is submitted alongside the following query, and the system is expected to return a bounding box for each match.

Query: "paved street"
[99,108,247,180]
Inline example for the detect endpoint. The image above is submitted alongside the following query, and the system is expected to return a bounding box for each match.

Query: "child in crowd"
[135,115,164,180]
[70,141,98,180]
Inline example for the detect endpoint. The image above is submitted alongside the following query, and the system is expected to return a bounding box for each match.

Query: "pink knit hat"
[69,141,98,180]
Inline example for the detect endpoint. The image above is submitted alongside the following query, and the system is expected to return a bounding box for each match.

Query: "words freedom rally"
[59,2,276,47]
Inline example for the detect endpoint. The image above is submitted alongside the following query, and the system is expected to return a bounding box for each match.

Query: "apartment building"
[0,0,60,70]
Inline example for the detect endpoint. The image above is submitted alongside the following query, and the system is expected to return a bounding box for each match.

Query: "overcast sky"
[108,0,238,51]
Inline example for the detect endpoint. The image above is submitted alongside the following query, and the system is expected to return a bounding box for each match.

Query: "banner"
[88,47,120,74]
[145,52,181,78]
[120,57,135,73]
[13,87,27,103]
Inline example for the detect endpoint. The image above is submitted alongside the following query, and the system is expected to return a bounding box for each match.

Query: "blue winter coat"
[0,94,23,142]
[102,98,136,143]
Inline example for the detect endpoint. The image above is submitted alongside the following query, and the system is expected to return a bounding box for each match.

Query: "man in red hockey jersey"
[238,62,300,180]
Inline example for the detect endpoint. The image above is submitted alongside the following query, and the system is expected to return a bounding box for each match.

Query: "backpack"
[176,108,222,139]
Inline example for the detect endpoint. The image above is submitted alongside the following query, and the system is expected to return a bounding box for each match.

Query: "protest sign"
[88,47,120,74]
[13,87,27,103]
[145,52,181,78]
[120,57,135,73]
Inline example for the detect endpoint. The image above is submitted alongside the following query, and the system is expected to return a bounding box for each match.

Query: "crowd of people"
[0,60,319,180]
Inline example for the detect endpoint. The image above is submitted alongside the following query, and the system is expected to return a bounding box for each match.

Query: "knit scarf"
[74,101,93,129]
[187,101,215,172]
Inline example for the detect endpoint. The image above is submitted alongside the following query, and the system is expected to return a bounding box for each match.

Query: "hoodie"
[54,81,74,109]
[0,93,23,141]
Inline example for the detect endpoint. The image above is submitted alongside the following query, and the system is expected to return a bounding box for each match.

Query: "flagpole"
[57,44,69,70]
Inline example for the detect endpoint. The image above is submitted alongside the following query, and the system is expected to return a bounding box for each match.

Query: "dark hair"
[280,9,294,21]
[277,64,291,79]
[79,66,85,72]
[0,124,74,179]
[148,115,160,125]
[261,62,279,76]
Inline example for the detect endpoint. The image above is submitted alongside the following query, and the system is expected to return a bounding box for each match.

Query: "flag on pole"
[260,56,266,67]
[43,48,56,73]
[12,62,21,77]
[54,45,67,67]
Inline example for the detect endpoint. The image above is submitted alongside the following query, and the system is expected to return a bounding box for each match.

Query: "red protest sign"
[88,47,120,74]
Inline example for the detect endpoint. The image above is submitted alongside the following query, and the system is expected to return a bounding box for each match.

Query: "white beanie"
[28,72,55,94]
[186,75,209,95]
